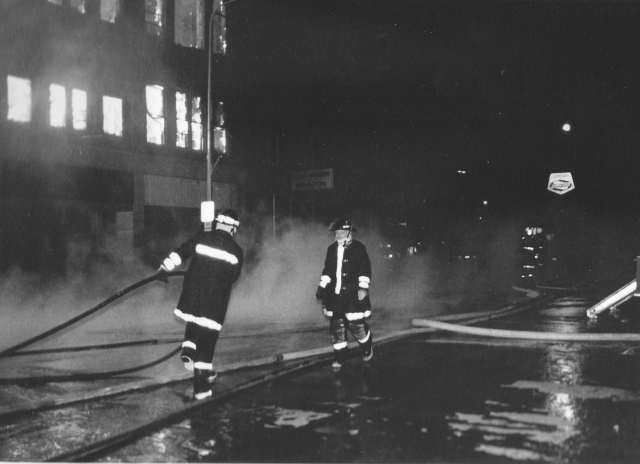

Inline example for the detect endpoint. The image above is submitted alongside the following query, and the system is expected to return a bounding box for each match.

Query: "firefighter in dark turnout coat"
[160,207,243,400]
[316,217,373,369]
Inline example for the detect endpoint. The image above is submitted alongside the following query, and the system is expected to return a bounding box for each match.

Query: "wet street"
[101,296,640,463]
[3,289,640,462]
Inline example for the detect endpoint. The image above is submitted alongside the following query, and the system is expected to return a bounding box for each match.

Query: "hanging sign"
[291,169,334,191]
[548,172,575,195]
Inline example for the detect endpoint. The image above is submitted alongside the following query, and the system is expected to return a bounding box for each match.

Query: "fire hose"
[0,271,186,384]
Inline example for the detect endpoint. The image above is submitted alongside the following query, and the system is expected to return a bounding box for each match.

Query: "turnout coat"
[169,229,243,331]
[320,239,372,318]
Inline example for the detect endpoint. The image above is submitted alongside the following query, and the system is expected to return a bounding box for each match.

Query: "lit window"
[213,0,227,54]
[175,0,204,49]
[176,92,202,150]
[214,127,226,153]
[176,91,188,148]
[192,96,202,150]
[145,0,164,37]
[7,76,31,123]
[50,84,66,128]
[146,85,164,145]
[213,101,226,153]
[70,0,85,13]
[72,89,87,130]
[103,96,123,136]
[101,0,121,23]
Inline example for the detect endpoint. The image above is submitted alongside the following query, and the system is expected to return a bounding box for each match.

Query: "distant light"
[483,201,488,205]
[457,170,466,174]
[562,123,571,132]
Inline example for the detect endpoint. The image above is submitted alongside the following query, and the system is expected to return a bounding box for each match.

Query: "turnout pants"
[181,322,220,399]
[328,292,372,363]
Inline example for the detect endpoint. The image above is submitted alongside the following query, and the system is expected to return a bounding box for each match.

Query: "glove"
[316,286,326,300]
[358,289,368,301]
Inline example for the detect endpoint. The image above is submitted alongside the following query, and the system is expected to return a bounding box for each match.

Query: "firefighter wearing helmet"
[159,203,243,400]
[316,217,373,369]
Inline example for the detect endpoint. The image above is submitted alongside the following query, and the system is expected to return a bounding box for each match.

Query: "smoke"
[4,200,634,354]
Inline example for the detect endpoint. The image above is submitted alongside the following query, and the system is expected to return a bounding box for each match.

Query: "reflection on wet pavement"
[7,292,640,462]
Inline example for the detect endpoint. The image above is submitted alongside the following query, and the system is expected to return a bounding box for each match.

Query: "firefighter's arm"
[316,248,332,300]
[159,235,198,272]
[358,245,372,300]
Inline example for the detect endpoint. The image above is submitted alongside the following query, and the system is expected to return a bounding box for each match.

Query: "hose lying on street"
[0,290,549,420]
[411,318,640,342]
[0,271,185,358]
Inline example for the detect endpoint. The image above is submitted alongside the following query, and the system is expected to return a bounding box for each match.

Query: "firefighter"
[519,223,554,286]
[159,204,243,400]
[315,217,373,370]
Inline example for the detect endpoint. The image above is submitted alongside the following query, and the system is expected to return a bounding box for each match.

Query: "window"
[7,76,31,123]
[176,92,188,147]
[145,0,164,37]
[213,0,227,55]
[70,0,85,13]
[101,0,121,23]
[192,96,203,150]
[50,84,66,127]
[146,85,164,145]
[214,127,227,153]
[176,91,203,150]
[213,101,226,153]
[103,96,123,136]
[72,89,87,130]
[175,0,204,49]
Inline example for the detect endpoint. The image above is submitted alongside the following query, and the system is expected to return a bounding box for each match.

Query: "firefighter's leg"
[330,316,348,369]
[181,322,198,371]
[192,326,220,400]
[348,318,373,361]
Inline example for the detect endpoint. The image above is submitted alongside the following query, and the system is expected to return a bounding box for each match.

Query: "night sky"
[222,0,640,232]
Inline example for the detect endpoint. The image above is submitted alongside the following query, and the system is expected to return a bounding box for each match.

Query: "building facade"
[0,0,242,273]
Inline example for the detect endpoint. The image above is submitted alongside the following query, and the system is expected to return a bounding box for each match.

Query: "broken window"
[103,96,123,136]
[70,0,85,14]
[100,0,121,23]
[50,84,66,128]
[176,91,202,150]
[72,89,87,130]
[175,0,204,49]
[145,0,164,37]
[213,0,227,55]
[7,76,31,123]
[146,85,164,145]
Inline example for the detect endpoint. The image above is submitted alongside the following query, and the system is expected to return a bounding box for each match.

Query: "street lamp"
[206,0,227,201]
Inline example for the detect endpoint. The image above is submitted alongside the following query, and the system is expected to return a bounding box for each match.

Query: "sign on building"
[547,172,575,195]
[291,169,334,191]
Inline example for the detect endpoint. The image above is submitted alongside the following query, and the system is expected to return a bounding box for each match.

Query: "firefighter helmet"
[216,209,240,227]
[328,217,356,232]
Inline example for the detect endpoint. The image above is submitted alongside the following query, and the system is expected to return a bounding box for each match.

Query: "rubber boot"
[332,347,348,370]
[181,344,196,372]
[193,368,212,400]
[361,332,373,362]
